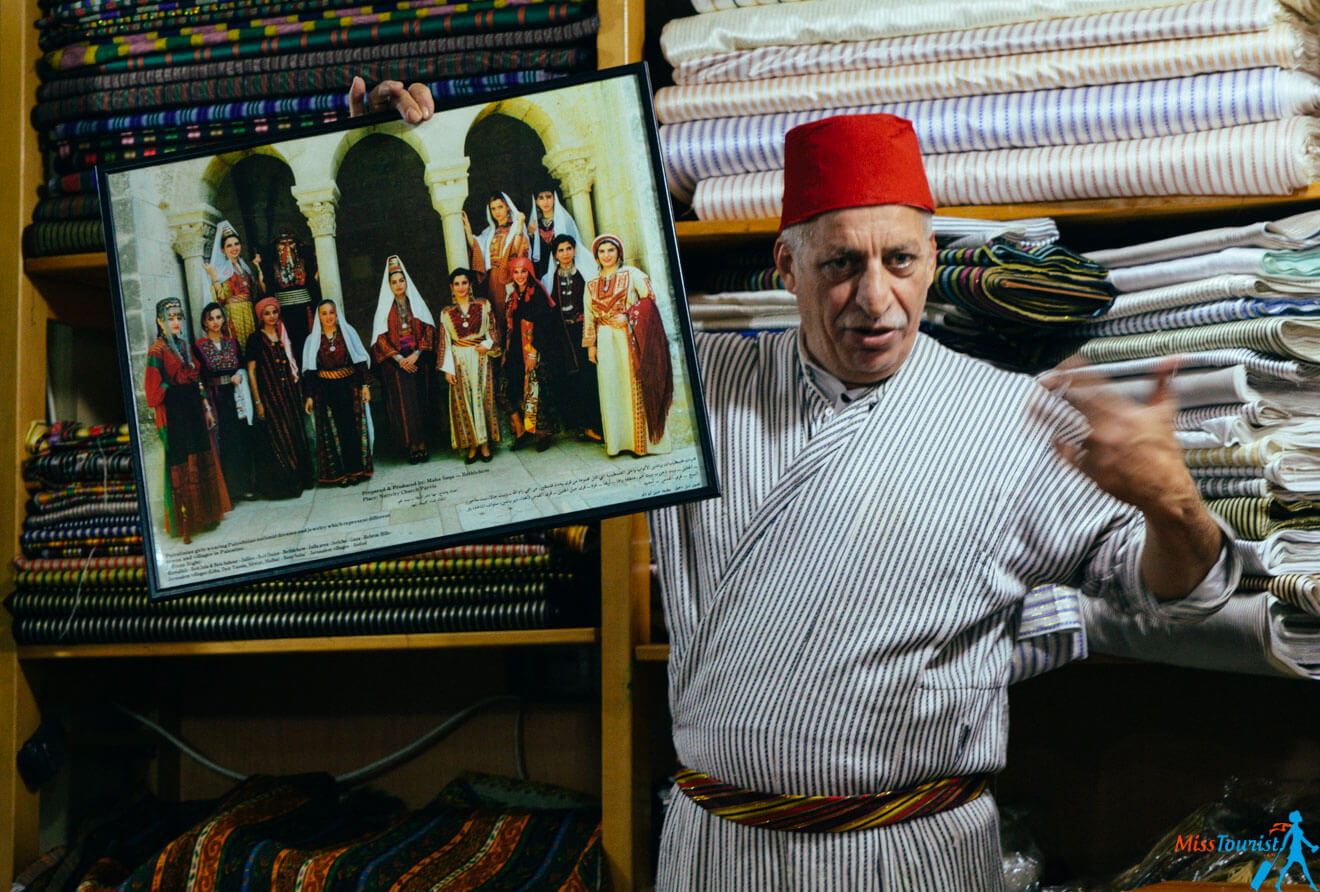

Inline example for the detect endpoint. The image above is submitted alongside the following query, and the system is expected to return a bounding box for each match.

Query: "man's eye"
[891,254,915,267]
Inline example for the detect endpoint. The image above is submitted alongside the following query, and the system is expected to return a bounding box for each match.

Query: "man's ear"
[773,238,796,293]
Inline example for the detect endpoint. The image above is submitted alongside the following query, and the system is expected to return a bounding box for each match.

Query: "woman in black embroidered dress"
[302,299,373,485]
[194,302,254,500]
[245,297,313,498]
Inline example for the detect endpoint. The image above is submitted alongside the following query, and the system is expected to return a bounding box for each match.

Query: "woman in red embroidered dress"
[144,297,231,543]
[583,234,674,457]
[466,192,529,340]
[440,268,500,464]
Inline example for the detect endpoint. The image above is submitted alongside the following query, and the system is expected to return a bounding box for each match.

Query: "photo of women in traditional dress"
[584,234,674,457]
[370,254,440,464]
[194,302,255,501]
[505,256,576,452]
[466,192,530,338]
[144,297,232,543]
[268,229,319,354]
[541,234,602,442]
[440,268,501,464]
[302,299,374,486]
[204,220,265,348]
[527,186,597,282]
[246,297,314,498]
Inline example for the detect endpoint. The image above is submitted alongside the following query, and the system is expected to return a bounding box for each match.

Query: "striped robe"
[649,330,1231,891]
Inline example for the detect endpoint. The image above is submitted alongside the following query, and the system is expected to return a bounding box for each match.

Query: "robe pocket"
[907,683,1005,774]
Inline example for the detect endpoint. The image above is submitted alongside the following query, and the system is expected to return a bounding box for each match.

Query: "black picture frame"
[98,63,719,599]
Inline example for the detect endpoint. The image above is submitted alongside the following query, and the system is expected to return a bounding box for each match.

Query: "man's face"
[775,204,935,387]
[555,241,576,269]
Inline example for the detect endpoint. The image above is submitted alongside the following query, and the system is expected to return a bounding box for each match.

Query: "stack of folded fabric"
[25,0,600,257]
[1047,208,1320,673]
[9,421,599,645]
[654,0,1320,219]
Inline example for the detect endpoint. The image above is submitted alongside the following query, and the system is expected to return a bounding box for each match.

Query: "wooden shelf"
[674,185,1320,246]
[16,626,600,660]
[635,643,668,662]
[24,252,111,288]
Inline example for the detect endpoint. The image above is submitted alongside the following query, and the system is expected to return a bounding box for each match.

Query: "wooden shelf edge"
[635,643,669,662]
[674,184,1320,245]
[24,252,110,287]
[16,626,600,660]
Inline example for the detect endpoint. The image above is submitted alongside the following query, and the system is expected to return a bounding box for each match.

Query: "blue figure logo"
[1252,811,1320,891]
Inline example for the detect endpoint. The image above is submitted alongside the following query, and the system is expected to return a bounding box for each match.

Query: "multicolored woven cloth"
[674,767,989,832]
[930,239,1115,326]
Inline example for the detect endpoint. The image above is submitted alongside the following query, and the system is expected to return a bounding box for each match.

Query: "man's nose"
[854,259,895,318]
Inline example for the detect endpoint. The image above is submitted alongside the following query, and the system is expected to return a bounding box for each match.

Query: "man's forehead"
[809,205,930,250]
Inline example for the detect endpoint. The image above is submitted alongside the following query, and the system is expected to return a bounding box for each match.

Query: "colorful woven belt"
[317,367,355,380]
[674,767,988,833]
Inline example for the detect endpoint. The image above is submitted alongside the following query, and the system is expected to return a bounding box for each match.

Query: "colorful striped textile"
[1077,317,1320,364]
[43,69,550,145]
[1199,477,1272,498]
[658,0,1202,66]
[40,0,559,49]
[674,767,988,832]
[674,0,1308,83]
[37,15,597,90]
[23,499,140,527]
[1086,208,1320,268]
[43,3,590,73]
[1070,298,1320,337]
[691,118,1320,218]
[1105,247,1320,293]
[930,240,1114,326]
[656,38,1316,125]
[31,195,100,222]
[34,47,590,122]
[660,68,1320,195]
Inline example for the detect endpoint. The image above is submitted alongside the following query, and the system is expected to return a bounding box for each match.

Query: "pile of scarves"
[25,0,600,257]
[9,420,599,645]
[10,772,602,892]
[654,0,1320,220]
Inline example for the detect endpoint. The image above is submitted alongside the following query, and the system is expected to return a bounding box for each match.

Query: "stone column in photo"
[291,183,343,308]
[544,148,597,246]
[166,208,219,322]
[425,159,475,275]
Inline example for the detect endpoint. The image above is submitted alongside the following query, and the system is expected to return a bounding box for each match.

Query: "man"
[648,114,1237,890]
[542,234,602,441]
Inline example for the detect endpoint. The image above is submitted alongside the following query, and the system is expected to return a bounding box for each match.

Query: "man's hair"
[779,209,934,257]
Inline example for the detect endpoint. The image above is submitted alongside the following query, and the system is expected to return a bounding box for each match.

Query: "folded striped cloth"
[660,0,1200,66]
[1107,244,1320,292]
[661,68,1320,196]
[1078,349,1320,383]
[691,118,1320,217]
[1242,573,1320,615]
[1101,274,1320,320]
[1208,496,1320,538]
[1087,208,1320,268]
[1077,317,1320,364]
[1237,530,1320,574]
[929,240,1115,325]
[1072,297,1320,338]
[675,0,1316,82]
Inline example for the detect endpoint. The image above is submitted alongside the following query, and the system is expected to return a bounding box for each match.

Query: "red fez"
[779,114,934,230]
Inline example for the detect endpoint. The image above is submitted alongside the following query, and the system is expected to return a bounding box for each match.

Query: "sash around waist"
[675,766,988,833]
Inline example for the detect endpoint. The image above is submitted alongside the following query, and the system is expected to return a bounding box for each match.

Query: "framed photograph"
[99,63,718,599]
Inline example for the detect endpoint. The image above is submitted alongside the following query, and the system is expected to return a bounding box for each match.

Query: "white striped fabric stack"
[655,0,1320,219]
[1049,208,1320,671]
